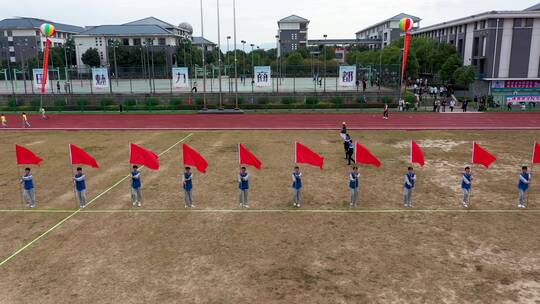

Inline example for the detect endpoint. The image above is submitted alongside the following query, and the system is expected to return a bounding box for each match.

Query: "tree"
[453,66,476,88]
[81,48,101,67]
[286,52,304,66]
[440,54,462,83]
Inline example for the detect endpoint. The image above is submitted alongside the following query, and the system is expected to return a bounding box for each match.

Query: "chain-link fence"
[0,64,401,95]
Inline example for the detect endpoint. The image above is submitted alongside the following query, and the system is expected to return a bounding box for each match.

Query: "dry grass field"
[0,130,539,303]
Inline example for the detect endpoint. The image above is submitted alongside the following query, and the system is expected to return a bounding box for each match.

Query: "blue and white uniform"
[21,173,36,208]
[131,170,142,206]
[518,172,531,208]
[292,172,302,207]
[461,173,473,207]
[74,172,87,208]
[349,172,360,207]
[183,172,194,208]
[403,172,416,207]
[238,172,250,207]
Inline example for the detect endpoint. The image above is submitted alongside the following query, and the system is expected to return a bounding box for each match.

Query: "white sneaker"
[30,205,35,209]
[463,203,468,209]
[184,205,189,209]
[137,202,142,207]
[26,204,30,208]
[190,205,196,209]
[244,205,249,209]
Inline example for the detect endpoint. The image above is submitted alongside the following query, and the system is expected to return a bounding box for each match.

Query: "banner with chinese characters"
[506,95,540,104]
[92,68,109,89]
[492,80,540,91]
[172,67,190,89]
[338,66,356,87]
[254,66,272,87]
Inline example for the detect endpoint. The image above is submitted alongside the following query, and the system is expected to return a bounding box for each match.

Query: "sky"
[2,0,537,49]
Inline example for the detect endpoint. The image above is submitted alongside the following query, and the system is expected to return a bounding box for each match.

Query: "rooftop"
[192,36,216,46]
[525,3,540,11]
[278,15,310,24]
[0,17,84,33]
[76,24,176,36]
[355,13,421,34]
[124,17,177,29]
[411,9,540,34]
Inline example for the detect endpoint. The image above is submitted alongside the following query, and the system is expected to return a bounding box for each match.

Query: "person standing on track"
[20,168,36,208]
[1,113,7,128]
[383,104,389,120]
[22,112,30,128]
[40,108,48,120]
[238,167,250,208]
[292,166,303,208]
[461,167,473,208]
[403,166,416,208]
[518,166,531,209]
[183,167,194,208]
[349,166,360,208]
[131,165,143,207]
[73,167,87,209]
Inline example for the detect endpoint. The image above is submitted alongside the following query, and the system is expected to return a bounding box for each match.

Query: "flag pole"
[470,141,475,207]
[294,142,297,164]
[16,164,24,208]
[528,142,536,207]
[69,145,79,209]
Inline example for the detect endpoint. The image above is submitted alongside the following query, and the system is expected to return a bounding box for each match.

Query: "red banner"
[401,33,411,81]
[41,39,51,94]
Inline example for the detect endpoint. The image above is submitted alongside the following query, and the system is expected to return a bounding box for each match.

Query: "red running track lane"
[1,113,539,130]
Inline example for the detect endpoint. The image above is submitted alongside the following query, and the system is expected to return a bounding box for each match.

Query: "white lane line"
[0,209,539,214]
[0,133,194,268]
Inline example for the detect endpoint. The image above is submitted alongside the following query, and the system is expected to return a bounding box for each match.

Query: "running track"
[1,112,539,130]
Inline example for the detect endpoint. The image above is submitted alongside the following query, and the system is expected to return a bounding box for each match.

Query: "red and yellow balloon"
[399,18,414,32]
[40,23,56,37]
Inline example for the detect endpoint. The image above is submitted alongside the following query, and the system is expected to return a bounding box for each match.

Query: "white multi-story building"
[0,17,83,63]
[355,13,421,49]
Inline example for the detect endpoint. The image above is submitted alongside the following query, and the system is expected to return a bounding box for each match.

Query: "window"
[158,38,166,45]
[122,38,129,46]
[133,38,141,46]
[7,30,12,36]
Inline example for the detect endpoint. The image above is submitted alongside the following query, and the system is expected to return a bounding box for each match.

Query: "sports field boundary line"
[1,208,539,214]
[0,133,194,269]
[1,127,540,131]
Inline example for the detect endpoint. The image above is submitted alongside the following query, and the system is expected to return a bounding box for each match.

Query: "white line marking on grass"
[0,208,539,214]
[0,133,194,269]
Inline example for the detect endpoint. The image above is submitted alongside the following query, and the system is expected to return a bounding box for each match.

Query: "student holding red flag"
[403,167,416,208]
[20,168,36,208]
[69,144,99,208]
[73,167,87,208]
[182,144,208,208]
[238,167,250,208]
[349,166,360,208]
[461,167,473,208]
[292,166,303,208]
[15,145,43,208]
[238,144,262,208]
[129,143,159,207]
[183,167,194,208]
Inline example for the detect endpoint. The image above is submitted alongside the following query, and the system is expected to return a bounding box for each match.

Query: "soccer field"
[0,130,539,303]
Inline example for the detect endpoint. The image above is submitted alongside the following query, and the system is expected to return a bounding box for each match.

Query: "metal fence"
[0,64,401,95]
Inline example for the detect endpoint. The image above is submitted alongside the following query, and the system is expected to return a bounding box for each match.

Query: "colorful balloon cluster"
[39,23,56,37]
[399,18,414,32]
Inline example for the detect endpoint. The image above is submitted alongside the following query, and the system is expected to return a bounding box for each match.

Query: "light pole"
[250,43,254,80]
[226,35,231,93]
[323,34,327,93]
[275,35,280,89]
[110,40,119,86]
[232,0,239,110]
[241,40,246,85]
[216,0,223,109]
[200,0,207,110]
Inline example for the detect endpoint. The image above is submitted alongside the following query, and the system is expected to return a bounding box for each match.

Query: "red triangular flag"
[355,142,381,168]
[130,143,160,170]
[295,142,324,169]
[183,144,208,173]
[70,144,99,168]
[533,142,540,164]
[472,142,497,168]
[239,144,263,169]
[411,140,425,167]
[15,144,43,165]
